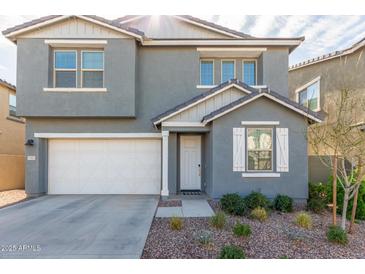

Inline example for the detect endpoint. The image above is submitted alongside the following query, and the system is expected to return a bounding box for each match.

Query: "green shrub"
[210,211,226,229]
[326,225,348,245]
[245,192,270,210]
[274,195,293,212]
[295,212,312,229]
[170,216,183,230]
[307,182,328,213]
[309,182,328,201]
[326,177,365,220]
[218,245,245,259]
[233,223,252,238]
[194,230,213,245]
[307,198,327,213]
[220,193,247,215]
[250,207,268,222]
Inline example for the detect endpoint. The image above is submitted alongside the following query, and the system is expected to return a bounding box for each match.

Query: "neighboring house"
[0,79,25,191]
[2,15,323,201]
[289,38,365,183]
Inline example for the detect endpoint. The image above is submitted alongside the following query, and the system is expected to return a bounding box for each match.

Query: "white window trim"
[246,127,273,172]
[43,87,107,93]
[295,76,321,112]
[241,121,279,126]
[53,50,77,88]
[242,173,280,178]
[242,59,257,86]
[221,59,236,83]
[81,50,105,88]
[200,59,214,86]
[196,85,217,89]
[45,40,107,48]
[8,93,16,117]
[196,84,267,89]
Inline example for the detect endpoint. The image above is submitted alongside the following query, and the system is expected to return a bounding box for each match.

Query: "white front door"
[180,135,201,190]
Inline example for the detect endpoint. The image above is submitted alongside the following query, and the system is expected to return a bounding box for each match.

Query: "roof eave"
[3,15,145,43]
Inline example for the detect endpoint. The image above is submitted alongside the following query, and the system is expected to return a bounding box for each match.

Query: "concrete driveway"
[0,195,158,258]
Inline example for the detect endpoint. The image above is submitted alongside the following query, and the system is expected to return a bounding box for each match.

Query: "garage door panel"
[48,138,161,194]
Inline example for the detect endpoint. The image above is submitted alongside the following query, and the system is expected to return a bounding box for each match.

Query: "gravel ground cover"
[158,199,182,207]
[142,200,365,259]
[0,189,27,208]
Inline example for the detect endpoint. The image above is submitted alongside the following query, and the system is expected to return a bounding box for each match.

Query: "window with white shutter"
[276,128,289,172]
[233,127,245,171]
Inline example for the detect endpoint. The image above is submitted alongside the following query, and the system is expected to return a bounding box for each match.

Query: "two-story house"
[3,15,322,201]
[0,79,25,191]
[289,38,365,183]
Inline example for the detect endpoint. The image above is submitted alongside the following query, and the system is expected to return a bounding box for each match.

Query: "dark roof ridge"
[0,78,16,91]
[151,79,258,124]
[2,15,145,37]
[289,37,365,70]
[201,87,324,122]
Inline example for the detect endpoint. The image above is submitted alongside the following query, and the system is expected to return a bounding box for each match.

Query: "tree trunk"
[332,156,338,225]
[349,185,359,233]
[341,189,350,230]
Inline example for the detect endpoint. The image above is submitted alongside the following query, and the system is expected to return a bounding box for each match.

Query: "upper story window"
[81,51,104,88]
[221,60,235,83]
[9,94,16,117]
[200,60,214,86]
[247,128,272,171]
[243,60,256,86]
[54,50,77,88]
[296,77,320,112]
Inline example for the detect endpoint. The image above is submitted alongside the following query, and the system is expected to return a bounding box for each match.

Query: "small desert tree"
[308,87,365,230]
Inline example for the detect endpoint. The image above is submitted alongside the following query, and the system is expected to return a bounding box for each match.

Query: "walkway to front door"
[155,199,214,218]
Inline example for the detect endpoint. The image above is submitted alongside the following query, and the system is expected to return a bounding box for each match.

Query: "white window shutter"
[233,127,245,172]
[276,128,289,172]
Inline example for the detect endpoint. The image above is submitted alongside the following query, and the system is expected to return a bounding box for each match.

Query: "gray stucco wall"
[21,41,292,196]
[261,48,289,96]
[209,96,308,200]
[17,38,137,117]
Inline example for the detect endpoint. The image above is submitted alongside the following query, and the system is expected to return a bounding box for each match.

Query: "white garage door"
[48,139,161,194]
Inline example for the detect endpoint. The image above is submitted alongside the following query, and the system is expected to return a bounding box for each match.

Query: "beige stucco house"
[289,38,365,182]
[0,79,25,191]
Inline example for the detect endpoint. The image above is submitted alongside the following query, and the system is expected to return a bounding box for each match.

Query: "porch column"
[161,130,169,197]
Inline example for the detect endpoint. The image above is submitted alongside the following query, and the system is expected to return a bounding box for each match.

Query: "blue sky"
[0,15,364,85]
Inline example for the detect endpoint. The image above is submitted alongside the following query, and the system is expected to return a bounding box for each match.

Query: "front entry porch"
[160,126,210,198]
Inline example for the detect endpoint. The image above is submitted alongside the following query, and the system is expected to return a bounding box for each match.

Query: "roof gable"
[202,88,324,123]
[116,15,252,39]
[3,15,144,42]
[152,80,257,125]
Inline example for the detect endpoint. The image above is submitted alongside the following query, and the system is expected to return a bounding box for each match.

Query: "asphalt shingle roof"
[201,87,324,123]
[2,15,145,37]
[152,79,323,125]
[289,37,365,71]
[115,15,255,39]
[151,79,257,124]
[0,78,16,91]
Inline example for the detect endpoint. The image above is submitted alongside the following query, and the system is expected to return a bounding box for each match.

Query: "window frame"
[295,76,321,112]
[246,127,273,172]
[242,59,257,86]
[53,49,77,88]
[81,50,105,88]
[221,59,236,83]
[199,59,215,86]
[8,93,16,117]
